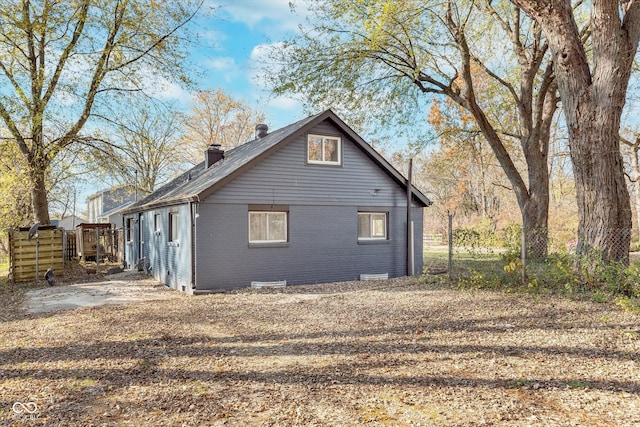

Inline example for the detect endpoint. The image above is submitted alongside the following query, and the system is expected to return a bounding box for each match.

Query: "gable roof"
[124,109,431,213]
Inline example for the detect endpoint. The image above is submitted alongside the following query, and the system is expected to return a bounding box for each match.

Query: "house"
[51,215,87,230]
[122,110,431,293]
[87,185,140,228]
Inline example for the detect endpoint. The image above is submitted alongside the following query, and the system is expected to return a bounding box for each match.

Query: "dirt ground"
[1,276,639,426]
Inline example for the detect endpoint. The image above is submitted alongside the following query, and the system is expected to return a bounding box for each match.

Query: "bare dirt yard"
[1,275,639,426]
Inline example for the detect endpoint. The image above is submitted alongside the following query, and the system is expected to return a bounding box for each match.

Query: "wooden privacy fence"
[8,226,64,282]
[65,231,77,261]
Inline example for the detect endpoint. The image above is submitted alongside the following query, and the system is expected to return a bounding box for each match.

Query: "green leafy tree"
[0,0,202,225]
[0,141,31,255]
[268,0,558,256]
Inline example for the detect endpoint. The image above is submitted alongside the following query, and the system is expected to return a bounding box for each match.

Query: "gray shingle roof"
[125,109,431,213]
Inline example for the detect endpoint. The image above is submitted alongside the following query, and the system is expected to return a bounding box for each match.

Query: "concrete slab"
[23,279,174,313]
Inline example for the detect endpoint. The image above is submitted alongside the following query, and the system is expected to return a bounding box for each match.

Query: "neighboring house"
[87,185,139,228]
[52,215,87,230]
[122,110,431,293]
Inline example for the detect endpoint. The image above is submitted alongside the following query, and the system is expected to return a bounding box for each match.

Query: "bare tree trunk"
[26,129,51,225]
[620,138,640,248]
[571,113,631,263]
[632,150,640,247]
[29,157,51,225]
[523,159,550,259]
[511,0,640,263]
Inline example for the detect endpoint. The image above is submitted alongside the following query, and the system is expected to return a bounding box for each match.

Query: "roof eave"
[195,110,336,202]
[121,195,199,215]
[322,112,432,207]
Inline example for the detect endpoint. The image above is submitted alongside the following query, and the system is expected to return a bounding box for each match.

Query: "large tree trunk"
[27,134,51,225]
[29,161,51,225]
[570,110,631,263]
[523,156,550,259]
[445,4,555,259]
[510,0,640,263]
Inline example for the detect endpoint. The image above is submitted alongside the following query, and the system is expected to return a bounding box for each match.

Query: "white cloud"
[196,28,228,46]
[207,56,237,71]
[142,74,194,105]
[266,95,301,111]
[205,56,241,82]
[247,42,302,117]
[209,0,309,32]
[247,42,284,84]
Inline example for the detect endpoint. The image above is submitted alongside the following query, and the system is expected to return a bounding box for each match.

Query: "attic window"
[308,134,341,165]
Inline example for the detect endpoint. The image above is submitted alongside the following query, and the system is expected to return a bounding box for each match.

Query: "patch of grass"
[0,259,9,292]
[0,259,8,277]
[425,246,640,307]
[616,297,640,314]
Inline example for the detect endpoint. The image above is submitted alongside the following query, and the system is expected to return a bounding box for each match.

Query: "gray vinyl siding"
[194,120,424,291]
[127,205,193,291]
[211,122,407,207]
[123,212,152,271]
[195,204,417,290]
[123,214,137,270]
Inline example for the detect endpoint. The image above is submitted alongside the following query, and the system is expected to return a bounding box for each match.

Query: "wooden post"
[96,227,100,266]
[448,212,453,280]
[521,216,527,285]
[35,235,39,283]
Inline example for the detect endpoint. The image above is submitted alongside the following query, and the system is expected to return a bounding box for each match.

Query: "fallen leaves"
[1,277,639,426]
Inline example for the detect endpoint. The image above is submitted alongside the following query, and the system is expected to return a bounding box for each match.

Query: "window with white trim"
[249,211,288,243]
[154,214,161,233]
[308,134,341,165]
[126,217,134,242]
[358,212,388,240]
[169,212,179,242]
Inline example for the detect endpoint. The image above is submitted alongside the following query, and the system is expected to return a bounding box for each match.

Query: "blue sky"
[76,1,311,209]
[173,0,310,130]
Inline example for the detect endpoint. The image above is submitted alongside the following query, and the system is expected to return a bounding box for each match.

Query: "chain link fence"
[423,221,640,297]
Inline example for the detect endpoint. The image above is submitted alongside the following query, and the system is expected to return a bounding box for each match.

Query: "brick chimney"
[255,124,268,139]
[205,144,224,168]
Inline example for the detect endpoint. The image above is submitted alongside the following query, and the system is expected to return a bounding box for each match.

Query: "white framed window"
[154,214,161,233]
[358,212,388,240]
[308,134,341,165]
[249,211,288,243]
[126,217,134,242]
[169,212,179,242]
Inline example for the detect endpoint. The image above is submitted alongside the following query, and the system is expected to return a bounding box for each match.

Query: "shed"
[75,223,114,262]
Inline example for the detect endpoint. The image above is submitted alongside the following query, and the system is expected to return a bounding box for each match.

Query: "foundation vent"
[359,273,389,281]
[251,280,287,289]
